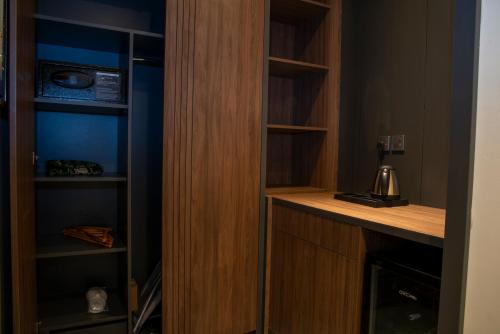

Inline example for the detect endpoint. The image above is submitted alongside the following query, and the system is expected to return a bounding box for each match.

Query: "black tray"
[334,193,409,208]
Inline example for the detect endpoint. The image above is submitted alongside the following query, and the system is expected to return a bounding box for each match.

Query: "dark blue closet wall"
[0,112,10,333]
[37,44,124,68]
[36,111,127,174]
[131,63,163,288]
[35,29,129,175]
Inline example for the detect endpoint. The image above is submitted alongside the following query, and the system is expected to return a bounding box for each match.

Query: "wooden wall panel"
[352,0,428,202]
[420,0,453,208]
[9,0,37,333]
[338,0,453,208]
[0,107,8,334]
[163,0,264,332]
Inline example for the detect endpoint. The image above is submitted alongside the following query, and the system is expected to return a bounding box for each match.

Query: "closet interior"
[32,0,165,332]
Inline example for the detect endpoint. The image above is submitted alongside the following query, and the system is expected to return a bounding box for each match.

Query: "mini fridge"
[367,252,441,334]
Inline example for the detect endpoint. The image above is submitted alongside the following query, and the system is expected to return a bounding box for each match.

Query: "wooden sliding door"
[163,0,264,332]
[9,0,37,333]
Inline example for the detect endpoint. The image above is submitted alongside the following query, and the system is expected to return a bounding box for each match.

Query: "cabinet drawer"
[273,204,361,259]
[54,322,127,334]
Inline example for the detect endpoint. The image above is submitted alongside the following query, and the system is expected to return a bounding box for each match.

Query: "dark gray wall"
[339,0,453,208]
[0,108,10,334]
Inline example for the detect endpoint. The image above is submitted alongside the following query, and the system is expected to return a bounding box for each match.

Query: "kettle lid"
[379,165,395,170]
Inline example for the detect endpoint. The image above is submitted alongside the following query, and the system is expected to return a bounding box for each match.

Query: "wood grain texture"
[9,0,37,333]
[267,124,328,133]
[272,191,446,246]
[266,0,342,190]
[268,56,329,77]
[163,0,264,332]
[263,198,273,333]
[263,188,325,329]
[272,204,362,259]
[269,205,364,333]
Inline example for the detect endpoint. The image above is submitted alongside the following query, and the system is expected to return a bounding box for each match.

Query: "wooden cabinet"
[162,0,265,332]
[9,0,264,333]
[269,205,365,333]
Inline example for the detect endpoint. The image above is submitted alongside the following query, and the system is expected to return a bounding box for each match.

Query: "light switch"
[391,134,406,152]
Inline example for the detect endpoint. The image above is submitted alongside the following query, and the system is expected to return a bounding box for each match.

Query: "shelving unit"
[30,1,165,332]
[265,0,341,191]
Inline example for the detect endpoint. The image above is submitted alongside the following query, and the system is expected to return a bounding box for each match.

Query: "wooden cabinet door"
[9,0,36,333]
[163,0,264,332]
[269,205,364,334]
[270,230,361,334]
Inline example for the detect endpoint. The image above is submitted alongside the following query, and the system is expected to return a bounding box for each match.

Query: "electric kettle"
[370,165,400,200]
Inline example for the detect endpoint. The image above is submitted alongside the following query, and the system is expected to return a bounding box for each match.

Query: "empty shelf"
[267,124,328,133]
[38,293,127,332]
[269,57,329,77]
[266,186,325,195]
[35,97,128,115]
[35,173,127,183]
[37,234,126,259]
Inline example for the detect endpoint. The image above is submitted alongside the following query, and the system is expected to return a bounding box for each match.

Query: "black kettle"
[370,165,400,200]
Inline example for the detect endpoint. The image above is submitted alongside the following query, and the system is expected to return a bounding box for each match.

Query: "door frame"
[8,0,37,332]
[438,0,481,332]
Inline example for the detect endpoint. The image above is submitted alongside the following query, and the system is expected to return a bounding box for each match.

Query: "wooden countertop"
[270,191,446,247]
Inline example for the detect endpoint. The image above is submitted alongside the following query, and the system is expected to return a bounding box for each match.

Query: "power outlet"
[378,136,391,152]
[391,134,406,152]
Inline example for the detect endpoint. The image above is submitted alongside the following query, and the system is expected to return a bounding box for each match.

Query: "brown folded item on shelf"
[64,230,113,248]
[63,230,113,248]
[63,226,114,248]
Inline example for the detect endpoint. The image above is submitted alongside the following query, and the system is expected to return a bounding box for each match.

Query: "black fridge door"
[369,264,440,334]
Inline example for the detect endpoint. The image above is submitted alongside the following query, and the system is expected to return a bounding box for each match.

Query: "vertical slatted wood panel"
[163,0,264,332]
[9,0,37,333]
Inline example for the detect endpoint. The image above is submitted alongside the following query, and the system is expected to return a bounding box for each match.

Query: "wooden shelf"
[269,56,329,77]
[266,186,325,195]
[271,0,330,23]
[35,97,128,115]
[35,173,127,183]
[38,293,127,332]
[37,234,126,259]
[267,124,328,134]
